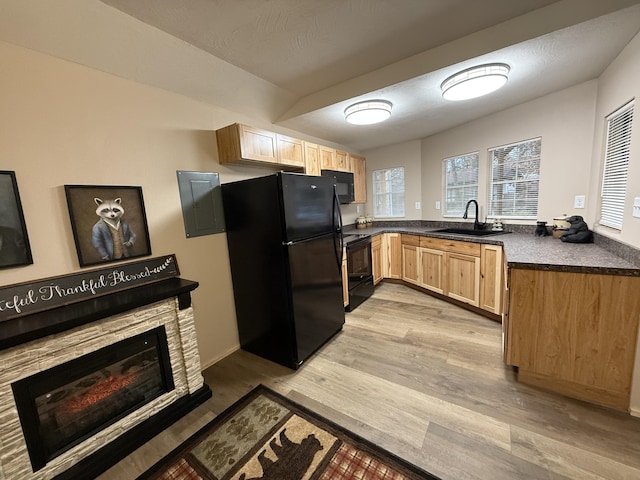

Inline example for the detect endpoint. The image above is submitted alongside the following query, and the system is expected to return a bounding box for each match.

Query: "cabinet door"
[238,124,278,162]
[335,150,350,172]
[350,154,366,203]
[320,145,336,170]
[480,244,503,314]
[277,134,304,167]
[419,247,444,294]
[402,244,420,285]
[383,232,402,279]
[371,236,383,285]
[445,252,480,306]
[303,142,321,176]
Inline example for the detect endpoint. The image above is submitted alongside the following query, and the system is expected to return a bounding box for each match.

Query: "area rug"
[137,384,440,480]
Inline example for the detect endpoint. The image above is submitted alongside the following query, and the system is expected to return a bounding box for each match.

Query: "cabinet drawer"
[401,234,420,246]
[371,234,382,247]
[420,236,480,256]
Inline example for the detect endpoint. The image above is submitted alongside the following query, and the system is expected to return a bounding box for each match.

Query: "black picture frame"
[0,171,33,269]
[64,185,152,267]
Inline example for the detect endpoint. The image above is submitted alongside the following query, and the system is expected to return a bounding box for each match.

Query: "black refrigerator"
[221,172,345,369]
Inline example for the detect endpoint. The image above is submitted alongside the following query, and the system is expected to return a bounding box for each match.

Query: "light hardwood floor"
[99,283,640,480]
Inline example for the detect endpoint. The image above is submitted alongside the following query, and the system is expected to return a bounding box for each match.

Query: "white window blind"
[489,138,541,218]
[600,101,634,230]
[444,152,479,217]
[373,167,405,218]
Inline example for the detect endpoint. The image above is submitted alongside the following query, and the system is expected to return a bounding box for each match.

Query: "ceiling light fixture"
[344,100,392,125]
[441,63,510,101]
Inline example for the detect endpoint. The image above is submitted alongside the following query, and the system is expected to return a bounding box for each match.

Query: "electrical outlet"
[633,197,640,219]
[574,195,585,209]
[435,201,441,210]
[415,202,421,210]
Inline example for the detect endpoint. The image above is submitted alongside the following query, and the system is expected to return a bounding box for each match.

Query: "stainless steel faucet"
[463,199,482,230]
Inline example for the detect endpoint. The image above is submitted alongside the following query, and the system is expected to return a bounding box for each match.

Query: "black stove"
[342,233,374,311]
[342,233,371,246]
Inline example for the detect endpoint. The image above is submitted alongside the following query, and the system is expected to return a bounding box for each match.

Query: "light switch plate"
[574,195,585,209]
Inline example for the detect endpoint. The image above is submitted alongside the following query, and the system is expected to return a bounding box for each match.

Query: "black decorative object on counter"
[560,216,593,243]
[534,221,550,237]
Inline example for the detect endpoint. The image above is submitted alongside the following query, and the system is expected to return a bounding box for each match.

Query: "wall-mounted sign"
[0,254,179,321]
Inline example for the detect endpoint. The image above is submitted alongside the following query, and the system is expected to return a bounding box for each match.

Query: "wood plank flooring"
[98,283,640,480]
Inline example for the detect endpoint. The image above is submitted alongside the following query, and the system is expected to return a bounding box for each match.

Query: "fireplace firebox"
[12,326,174,472]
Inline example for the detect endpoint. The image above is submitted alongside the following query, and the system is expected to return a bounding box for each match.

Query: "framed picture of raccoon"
[64,185,152,267]
[0,171,33,269]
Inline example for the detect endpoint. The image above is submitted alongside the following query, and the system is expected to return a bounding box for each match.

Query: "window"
[600,101,634,230]
[489,138,541,218]
[373,167,405,218]
[443,152,479,217]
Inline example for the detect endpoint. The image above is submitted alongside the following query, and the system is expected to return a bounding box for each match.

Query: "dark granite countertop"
[347,225,640,276]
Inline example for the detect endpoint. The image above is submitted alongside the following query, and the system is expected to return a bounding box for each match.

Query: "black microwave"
[321,169,355,204]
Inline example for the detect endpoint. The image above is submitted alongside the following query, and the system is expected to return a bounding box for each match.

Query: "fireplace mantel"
[0,277,198,351]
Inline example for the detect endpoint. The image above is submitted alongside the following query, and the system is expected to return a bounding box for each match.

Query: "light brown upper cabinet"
[335,150,351,172]
[303,142,321,176]
[277,134,305,168]
[349,153,366,203]
[215,123,303,170]
[319,145,337,171]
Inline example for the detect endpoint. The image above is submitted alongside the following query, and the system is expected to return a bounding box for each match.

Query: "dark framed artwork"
[0,171,33,269]
[64,185,151,267]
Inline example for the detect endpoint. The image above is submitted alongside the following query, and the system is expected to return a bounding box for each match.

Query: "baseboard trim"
[200,344,240,370]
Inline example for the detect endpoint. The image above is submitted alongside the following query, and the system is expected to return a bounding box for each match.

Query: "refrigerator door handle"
[332,189,344,268]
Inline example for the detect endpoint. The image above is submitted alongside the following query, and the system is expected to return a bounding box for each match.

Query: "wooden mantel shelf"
[0,277,198,351]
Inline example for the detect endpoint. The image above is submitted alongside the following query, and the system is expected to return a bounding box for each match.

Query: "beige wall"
[589,32,640,250]
[0,41,352,369]
[364,140,422,220]
[419,81,598,226]
[364,81,601,228]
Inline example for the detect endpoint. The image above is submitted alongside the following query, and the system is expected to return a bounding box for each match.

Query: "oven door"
[345,237,374,311]
[347,240,372,288]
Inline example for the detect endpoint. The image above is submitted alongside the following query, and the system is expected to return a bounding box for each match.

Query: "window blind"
[488,138,541,219]
[600,101,634,230]
[443,152,479,217]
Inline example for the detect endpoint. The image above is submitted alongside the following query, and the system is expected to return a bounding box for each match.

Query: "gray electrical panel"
[176,171,225,237]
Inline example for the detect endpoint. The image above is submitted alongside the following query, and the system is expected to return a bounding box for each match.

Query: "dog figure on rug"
[560,215,593,243]
[91,198,136,260]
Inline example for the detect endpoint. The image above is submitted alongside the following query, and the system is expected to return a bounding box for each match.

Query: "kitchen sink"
[432,228,510,236]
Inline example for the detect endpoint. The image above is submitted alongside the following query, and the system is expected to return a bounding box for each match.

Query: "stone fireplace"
[0,277,211,480]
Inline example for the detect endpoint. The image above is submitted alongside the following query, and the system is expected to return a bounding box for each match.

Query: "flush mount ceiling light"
[441,63,510,101]
[344,100,392,125]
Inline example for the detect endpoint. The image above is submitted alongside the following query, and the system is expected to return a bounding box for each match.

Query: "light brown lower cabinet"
[446,252,480,306]
[382,233,402,279]
[479,244,503,313]
[401,235,420,285]
[505,268,640,411]
[371,235,383,285]
[419,247,444,294]
[399,234,483,309]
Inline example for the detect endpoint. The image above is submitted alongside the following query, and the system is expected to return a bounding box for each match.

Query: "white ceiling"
[3,0,640,151]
